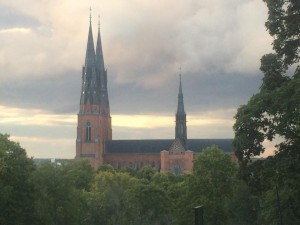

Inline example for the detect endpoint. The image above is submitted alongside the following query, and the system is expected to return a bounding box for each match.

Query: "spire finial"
[89,7,92,24]
[98,14,100,31]
[179,67,182,81]
[178,67,183,95]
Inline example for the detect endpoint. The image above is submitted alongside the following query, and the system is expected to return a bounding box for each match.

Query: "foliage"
[179,146,238,225]
[97,163,115,173]
[128,182,173,225]
[5,131,291,224]
[64,158,94,190]
[233,1,300,224]
[233,64,299,161]
[30,161,90,225]
[260,53,289,90]
[87,171,140,225]
[0,133,36,225]
[228,181,260,225]
[263,0,300,66]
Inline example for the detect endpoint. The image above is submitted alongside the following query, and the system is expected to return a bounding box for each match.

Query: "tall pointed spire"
[177,71,185,114]
[96,13,110,109]
[96,14,105,73]
[85,7,96,71]
[175,68,187,146]
[80,8,98,105]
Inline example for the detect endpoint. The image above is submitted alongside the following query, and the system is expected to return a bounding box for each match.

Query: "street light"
[194,205,203,225]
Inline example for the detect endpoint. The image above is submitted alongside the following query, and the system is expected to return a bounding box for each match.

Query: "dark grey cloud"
[0,70,80,114]
[0,68,261,117]
[109,71,261,115]
[1,123,75,140]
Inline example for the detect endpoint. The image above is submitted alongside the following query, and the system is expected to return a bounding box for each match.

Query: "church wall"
[160,151,195,174]
[104,153,161,170]
[77,113,111,142]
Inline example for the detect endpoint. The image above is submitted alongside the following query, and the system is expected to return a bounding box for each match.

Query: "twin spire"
[80,9,109,108]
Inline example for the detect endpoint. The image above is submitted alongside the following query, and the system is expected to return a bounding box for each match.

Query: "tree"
[260,53,289,90]
[233,67,299,161]
[30,161,89,225]
[97,163,115,173]
[179,146,238,225]
[128,182,172,225]
[64,158,94,190]
[87,171,139,225]
[228,181,260,225]
[234,84,300,223]
[0,133,36,225]
[263,0,300,66]
[233,1,300,223]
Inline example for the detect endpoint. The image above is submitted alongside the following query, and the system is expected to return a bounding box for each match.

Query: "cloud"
[0,27,32,34]
[10,135,75,158]
[104,0,272,90]
[0,0,273,158]
[0,105,76,126]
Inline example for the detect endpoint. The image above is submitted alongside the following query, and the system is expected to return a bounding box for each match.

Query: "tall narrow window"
[86,122,91,142]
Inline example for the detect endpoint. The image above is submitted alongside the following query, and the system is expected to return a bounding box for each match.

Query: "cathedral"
[76,16,232,173]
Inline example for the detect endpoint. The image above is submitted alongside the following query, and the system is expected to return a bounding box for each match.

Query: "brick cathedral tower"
[76,13,112,169]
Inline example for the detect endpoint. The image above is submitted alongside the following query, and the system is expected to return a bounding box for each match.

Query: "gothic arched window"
[86,122,91,142]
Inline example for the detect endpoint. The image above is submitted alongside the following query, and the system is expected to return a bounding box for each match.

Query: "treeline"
[1,133,295,225]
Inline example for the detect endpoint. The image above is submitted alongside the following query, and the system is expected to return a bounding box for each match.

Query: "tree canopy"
[233,1,300,224]
[263,0,300,66]
[234,0,300,162]
[0,134,36,225]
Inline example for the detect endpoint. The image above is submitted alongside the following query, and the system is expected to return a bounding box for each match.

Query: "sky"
[0,0,275,158]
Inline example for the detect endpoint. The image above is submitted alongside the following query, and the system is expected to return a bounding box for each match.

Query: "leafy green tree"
[260,53,289,90]
[97,163,115,173]
[233,60,300,223]
[87,171,139,225]
[128,182,173,225]
[179,146,238,225]
[263,0,300,66]
[0,133,36,225]
[31,161,88,225]
[233,67,299,161]
[233,1,300,223]
[228,181,260,225]
[136,165,156,182]
[64,158,94,190]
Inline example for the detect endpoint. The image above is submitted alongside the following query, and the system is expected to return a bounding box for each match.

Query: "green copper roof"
[80,15,109,109]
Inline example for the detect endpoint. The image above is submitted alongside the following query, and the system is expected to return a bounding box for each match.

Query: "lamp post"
[194,206,203,225]
[276,185,283,225]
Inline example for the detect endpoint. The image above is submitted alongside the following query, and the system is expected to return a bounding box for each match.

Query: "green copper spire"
[96,14,110,109]
[80,9,99,105]
[175,69,187,146]
[96,14,105,73]
[177,73,185,114]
